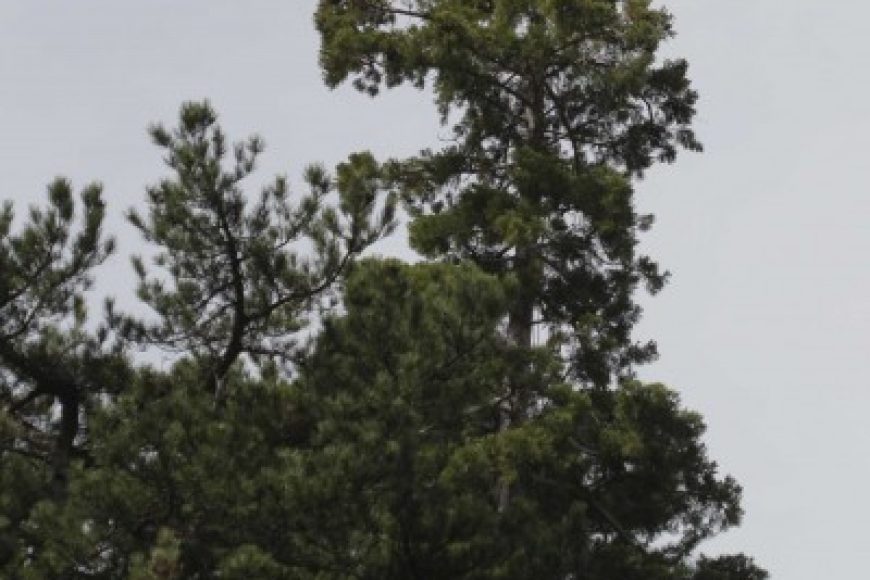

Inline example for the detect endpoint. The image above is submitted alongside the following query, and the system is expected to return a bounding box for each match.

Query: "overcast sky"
[1,2,866,577]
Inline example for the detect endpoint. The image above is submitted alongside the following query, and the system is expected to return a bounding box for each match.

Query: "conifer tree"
[296,259,766,579]
[316,1,766,577]
[0,102,395,577]
[317,0,699,387]
[121,101,396,395]
[0,179,128,565]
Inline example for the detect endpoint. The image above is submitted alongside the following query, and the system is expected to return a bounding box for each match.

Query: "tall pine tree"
[317,0,699,387]
[316,0,765,577]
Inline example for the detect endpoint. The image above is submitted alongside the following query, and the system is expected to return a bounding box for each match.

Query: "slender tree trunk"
[50,391,79,501]
[508,246,536,414]
[497,75,547,511]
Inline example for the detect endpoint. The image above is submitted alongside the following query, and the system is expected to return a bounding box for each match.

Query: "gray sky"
[1,2,865,577]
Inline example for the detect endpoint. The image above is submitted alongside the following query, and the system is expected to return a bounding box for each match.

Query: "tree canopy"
[0,2,766,578]
[317,0,699,389]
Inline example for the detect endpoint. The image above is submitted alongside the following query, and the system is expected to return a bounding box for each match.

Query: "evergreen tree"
[317,0,699,387]
[120,101,396,396]
[295,259,766,579]
[316,0,765,577]
[0,178,128,568]
[0,102,395,577]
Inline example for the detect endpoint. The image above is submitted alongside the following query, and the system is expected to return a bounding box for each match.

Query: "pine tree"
[121,100,396,396]
[316,0,765,577]
[0,178,128,567]
[297,259,766,579]
[317,0,699,387]
[0,102,395,577]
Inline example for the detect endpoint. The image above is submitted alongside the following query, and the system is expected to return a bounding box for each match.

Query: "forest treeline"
[0,2,766,578]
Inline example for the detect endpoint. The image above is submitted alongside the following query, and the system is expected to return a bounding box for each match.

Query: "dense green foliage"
[0,2,765,578]
[313,3,764,576]
[291,260,752,578]
[317,0,701,388]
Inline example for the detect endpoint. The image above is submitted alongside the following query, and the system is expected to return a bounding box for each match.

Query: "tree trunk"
[497,79,547,511]
[50,391,79,501]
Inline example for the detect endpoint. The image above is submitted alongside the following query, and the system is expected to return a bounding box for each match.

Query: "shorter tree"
[0,101,395,577]
[294,259,765,579]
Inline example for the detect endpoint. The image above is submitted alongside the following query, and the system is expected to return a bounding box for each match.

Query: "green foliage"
[63,362,301,576]
[317,0,700,173]
[312,2,763,577]
[316,0,698,386]
[0,102,396,577]
[128,529,183,580]
[291,260,748,578]
[0,177,125,568]
[293,259,519,577]
[0,177,112,337]
[692,555,769,580]
[0,3,763,577]
[121,101,396,391]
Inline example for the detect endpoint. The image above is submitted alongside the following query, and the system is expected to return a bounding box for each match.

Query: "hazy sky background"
[1,2,866,577]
